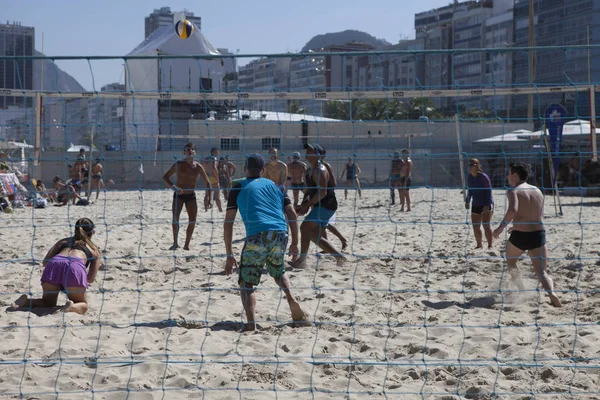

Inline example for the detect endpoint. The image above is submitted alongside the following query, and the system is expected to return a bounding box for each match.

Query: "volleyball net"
[0,46,599,398]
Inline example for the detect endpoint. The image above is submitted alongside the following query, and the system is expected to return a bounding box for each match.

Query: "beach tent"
[0,141,34,150]
[516,119,599,141]
[66,143,97,153]
[226,110,341,123]
[474,129,532,144]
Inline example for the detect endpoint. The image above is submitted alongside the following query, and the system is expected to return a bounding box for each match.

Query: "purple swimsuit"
[41,254,88,289]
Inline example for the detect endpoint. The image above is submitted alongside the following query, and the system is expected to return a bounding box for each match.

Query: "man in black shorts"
[162,143,212,250]
[287,152,307,206]
[224,154,307,331]
[493,162,561,307]
[400,149,413,211]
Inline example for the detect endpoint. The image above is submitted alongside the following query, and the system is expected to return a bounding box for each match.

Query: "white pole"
[87,126,94,201]
[34,32,44,170]
[34,93,41,175]
[542,130,562,216]
[591,87,598,162]
[456,113,466,201]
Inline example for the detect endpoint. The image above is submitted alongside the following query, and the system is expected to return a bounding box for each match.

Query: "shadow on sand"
[6,306,64,317]
[421,296,497,310]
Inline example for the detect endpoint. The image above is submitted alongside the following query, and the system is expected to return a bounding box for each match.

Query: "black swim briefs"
[400,176,412,188]
[471,204,493,214]
[173,192,196,205]
[290,182,306,190]
[508,230,546,251]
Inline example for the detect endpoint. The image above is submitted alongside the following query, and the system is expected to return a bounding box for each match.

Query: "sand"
[1,188,599,399]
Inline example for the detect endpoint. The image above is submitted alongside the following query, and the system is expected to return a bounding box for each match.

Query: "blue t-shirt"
[226,177,290,237]
[466,172,494,206]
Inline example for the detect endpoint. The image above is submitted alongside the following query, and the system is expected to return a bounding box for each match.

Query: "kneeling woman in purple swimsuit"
[13,218,102,315]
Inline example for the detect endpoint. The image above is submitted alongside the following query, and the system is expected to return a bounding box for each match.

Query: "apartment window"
[221,138,240,151]
[262,137,280,150]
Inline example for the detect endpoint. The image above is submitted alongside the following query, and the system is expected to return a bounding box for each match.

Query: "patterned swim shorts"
[239,231,288,286]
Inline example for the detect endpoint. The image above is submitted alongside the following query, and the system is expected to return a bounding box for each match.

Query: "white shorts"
[328,212,336,225]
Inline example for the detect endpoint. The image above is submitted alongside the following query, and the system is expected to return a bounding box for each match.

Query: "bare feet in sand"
[11,294,28,309]
[289,257,308,269]
[336,256,347,267]
[549,294,562,308]
[62,300,76,313]
[169,244,180,250]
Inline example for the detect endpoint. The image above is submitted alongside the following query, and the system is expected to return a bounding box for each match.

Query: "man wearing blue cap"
[223,153,308,331]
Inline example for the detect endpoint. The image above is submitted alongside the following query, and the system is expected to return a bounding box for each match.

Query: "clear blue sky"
[2,0,453,90]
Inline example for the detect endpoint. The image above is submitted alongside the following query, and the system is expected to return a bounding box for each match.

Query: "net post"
[33,93,42,171]
[455,113,466,202]
[86,126,94,201]
[590,85,598,162]
[542,131,563,217]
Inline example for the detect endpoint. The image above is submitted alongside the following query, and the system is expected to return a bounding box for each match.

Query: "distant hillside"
[33,50,86,92]
[301,30,391,52]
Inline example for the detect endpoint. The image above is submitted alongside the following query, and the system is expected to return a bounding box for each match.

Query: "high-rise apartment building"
[414,0,514,110]
[513,0,599,116]
[145,7,202,38]
[0,22,34,108]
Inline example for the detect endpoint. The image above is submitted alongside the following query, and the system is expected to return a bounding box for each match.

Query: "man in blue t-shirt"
[223,153,307,332]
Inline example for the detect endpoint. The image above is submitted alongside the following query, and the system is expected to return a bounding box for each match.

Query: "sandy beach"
[1,187,599,399]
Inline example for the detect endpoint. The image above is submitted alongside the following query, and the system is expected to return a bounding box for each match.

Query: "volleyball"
[175,20,194,39]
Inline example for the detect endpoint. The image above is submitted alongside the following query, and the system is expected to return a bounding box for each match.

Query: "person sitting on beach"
[224,153,307,332]
[163,142,212,250]
[492,162,561,307]
[340,157,362,200]
[12,218,103,315]
[289,143,346,268]
[36,179,57,203]
[201,147,222,212]
[53,176,81,206]
[287,152,307,207]
[465,158,494,249]
[389,151,404,205]
[263,147,288,188]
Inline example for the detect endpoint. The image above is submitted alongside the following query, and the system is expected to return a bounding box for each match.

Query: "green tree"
[288,101,305,115]
[355,99,405,121]
[401,97,442,120]
[323,99,362,120]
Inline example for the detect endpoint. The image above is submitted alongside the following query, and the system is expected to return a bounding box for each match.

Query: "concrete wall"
[31,121,535,190]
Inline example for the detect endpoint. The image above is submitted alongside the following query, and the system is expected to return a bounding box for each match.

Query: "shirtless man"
[201,147,222,212]
[263,147,288,187]
[68,156,87,196]
[492,162,561,307]
[389,152,403,205]
[399,149,413,211]
[340,157,362,200]
[287,152,307,206]
[163,142,212,250]
[224,155,236,179]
